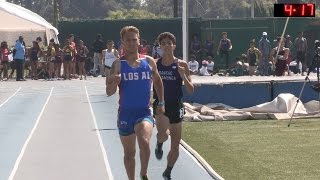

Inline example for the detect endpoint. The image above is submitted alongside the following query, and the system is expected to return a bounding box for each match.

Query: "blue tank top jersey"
[119,58,152,110]
[153,58,183,103]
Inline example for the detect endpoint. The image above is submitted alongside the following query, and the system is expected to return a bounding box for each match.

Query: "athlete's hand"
[177,61,186,79]
[109,74,121,85]
[156,106,165,115]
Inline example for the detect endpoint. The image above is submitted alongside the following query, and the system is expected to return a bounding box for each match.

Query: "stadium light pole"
[250,0,254,18]
[182,0,188,61]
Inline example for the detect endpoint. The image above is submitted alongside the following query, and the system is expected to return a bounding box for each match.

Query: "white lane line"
[85,86,114,180]
[0,87,21,108]
[8,87,54,180]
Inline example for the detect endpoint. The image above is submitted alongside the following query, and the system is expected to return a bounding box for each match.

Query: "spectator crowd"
[0,30,311,81]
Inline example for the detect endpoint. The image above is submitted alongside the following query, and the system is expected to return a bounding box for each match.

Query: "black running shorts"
[153,100,185,124]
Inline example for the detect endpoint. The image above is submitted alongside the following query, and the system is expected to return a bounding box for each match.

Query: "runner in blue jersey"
[106,26,165,180]
[153,32,194,180]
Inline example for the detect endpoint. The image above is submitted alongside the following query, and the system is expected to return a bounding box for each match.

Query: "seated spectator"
[231,61,245,76]
[223,58,245,76]
[188,54,199,75]
[199,60,213,76]
[206,56,215,74]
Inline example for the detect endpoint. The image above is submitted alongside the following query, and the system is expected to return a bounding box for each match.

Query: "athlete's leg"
[135,120,153,177]
[120,134,136,180]
[167,122,182,167]
[163,122,182,178]
[105,67,110,87]
[154,107,170,160]
[156,114,170,144]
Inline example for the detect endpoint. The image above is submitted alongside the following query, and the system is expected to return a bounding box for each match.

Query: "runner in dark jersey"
[106,26,164,180]
[153,32,194,180]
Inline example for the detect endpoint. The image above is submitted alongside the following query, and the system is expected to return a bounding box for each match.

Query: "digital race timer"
[274,3,315,17]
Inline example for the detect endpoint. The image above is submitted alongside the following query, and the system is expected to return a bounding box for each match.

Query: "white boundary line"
[0,87,21,108]
[180,140,224,180]
[8,87,54,180]
[85,86,114,180]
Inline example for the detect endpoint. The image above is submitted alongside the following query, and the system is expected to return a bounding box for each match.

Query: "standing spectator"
[54,44,63,80]
[247,39,262,76]
[190,34,201,61]
[203,33,215,58]
[47,40,56,80]
[0,41,10,81]
[68,34,77,78]
[294,31,308,75]
[139,39,150,55]
[77,40,89,80]
[14,36,26,81]
[62,39,74,80]
[30,41,41,80]
[102,40,119,90]
[92,34,104,76]
[258,32,271,76]
[285,35,294,75]
[36,36,44,54]
[217,32,232,69]
[285,34,294,50]
[188,54,199,75]
[152,40,162,59]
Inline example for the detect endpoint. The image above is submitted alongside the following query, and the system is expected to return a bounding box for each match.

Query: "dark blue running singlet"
[119,58,152,110]
[154,58,183,103]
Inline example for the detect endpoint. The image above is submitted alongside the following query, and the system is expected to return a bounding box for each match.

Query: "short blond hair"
[120,26,140,40]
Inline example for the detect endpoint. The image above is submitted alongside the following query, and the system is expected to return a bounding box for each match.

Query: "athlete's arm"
[228,39,233,50]
[178,59,194,94]
[114,49,120,59]
[101,50,106,65]
[269,48,276,63]
[106,60,120,96]
[147,56,165,113]
[282,48,290,60]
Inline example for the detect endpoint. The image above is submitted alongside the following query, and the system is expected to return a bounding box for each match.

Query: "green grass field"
[182,119,320,180]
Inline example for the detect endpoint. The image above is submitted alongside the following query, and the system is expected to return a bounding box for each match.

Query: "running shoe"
[141,175,149,180]
[162,171,172,180]
[155,144,163,160]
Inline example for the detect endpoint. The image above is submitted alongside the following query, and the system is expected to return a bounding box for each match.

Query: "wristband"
[157,101,165,107]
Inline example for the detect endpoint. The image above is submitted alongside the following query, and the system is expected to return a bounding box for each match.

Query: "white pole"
[182,0,188,61]
[250,0,254,18]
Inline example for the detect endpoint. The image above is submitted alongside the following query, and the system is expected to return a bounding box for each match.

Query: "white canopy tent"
[0,0,59,47]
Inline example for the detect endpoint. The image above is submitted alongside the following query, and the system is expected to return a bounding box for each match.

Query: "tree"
[142,0,172,17]
[107,9,160,19]
[173,0,178,17]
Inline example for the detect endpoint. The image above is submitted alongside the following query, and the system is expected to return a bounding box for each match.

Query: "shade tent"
[0,0,59,46]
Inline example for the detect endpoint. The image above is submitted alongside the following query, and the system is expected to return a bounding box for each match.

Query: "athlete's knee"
[124,149,136,160]
[157,131,168,142]
[138,136,151,149]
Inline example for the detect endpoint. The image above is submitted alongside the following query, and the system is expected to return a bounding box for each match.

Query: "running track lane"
[86,85,215,180]
[10,85,112,180]
[0,87,51,180]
